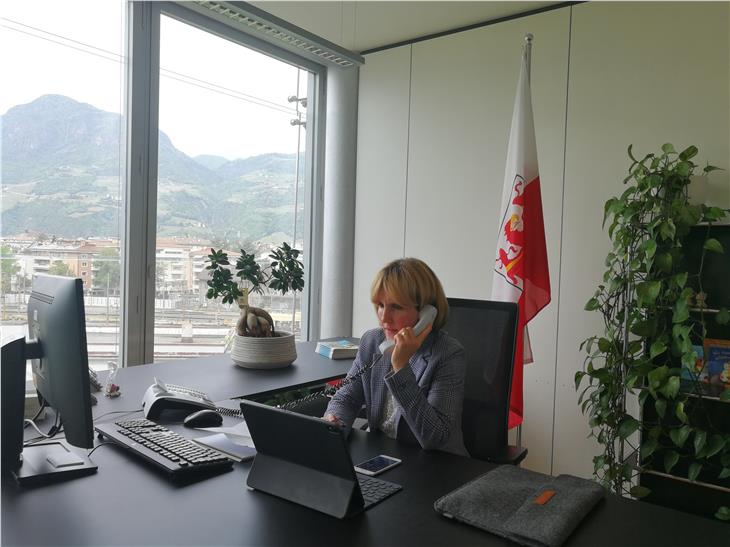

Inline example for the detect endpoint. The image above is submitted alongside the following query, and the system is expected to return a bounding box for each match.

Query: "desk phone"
[142,378,243,419]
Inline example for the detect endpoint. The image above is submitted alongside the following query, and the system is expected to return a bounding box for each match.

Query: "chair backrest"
[445,298,519,461]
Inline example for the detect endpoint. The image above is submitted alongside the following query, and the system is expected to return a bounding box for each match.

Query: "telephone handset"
[278,304,438,411]
[378,304,438,355]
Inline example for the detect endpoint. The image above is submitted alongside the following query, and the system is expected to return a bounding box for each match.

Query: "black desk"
[93,340,354,411]
[3,343,728,546]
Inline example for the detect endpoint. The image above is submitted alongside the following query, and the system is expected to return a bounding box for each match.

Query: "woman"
[324,258,468,456]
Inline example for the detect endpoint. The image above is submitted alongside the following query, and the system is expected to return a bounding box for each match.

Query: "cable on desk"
[215,406,245,419]
[24,410,62,446]
[87,442,117,457]
[93,408,144,422]
[23,400,47,426]
[23,418,55,439]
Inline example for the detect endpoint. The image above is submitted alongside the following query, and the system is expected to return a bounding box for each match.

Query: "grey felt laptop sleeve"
[433,465,604,547]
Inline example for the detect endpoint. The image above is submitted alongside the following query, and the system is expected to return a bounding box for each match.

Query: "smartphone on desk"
[354,454,402,476]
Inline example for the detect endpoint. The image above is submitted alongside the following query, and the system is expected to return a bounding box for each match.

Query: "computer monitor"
[1,274,97,485]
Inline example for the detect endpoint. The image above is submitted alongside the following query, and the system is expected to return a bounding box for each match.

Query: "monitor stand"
[12,440,97,486]
[2,336,97,486]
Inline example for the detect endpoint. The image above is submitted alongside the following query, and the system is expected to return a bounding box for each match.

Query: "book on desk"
[316,339,358,359]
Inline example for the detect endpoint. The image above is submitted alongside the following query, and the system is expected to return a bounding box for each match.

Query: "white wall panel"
[405,9,570,474]
[352,46,412,336]
[557,1,730,478]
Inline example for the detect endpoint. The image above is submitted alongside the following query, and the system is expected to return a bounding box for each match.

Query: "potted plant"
[206,242,304,369]
[576,143,730,520]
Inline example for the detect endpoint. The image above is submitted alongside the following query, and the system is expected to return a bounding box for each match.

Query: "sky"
[0,0,308,160]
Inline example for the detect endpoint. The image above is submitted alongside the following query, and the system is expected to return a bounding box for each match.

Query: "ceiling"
[250,1,560,53]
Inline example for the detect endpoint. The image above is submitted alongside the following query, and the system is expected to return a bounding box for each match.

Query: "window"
[1,0,125,378]
[1,2,324,370]
[151,13,311,361]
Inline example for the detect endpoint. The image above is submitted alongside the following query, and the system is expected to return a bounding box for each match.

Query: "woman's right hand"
[323,413,344,426]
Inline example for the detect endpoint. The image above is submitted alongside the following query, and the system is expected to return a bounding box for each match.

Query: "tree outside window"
[94,248,120,292]
[49,260,74,277]
[1,246,20,294]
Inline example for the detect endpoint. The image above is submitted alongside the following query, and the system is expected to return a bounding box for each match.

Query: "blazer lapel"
[369,337,392,426]
[408,333,435,386]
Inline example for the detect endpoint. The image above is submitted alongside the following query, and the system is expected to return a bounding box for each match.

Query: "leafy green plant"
[576,144,730,514]
[205,242,303,337]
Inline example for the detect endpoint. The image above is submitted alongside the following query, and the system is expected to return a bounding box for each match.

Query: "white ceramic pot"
[230,331,297,369]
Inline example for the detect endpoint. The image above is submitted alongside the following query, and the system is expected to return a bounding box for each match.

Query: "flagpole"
[524,33,533,84]
[515,32,533,451]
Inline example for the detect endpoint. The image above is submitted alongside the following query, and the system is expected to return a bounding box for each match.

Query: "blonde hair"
[370,258,449,330]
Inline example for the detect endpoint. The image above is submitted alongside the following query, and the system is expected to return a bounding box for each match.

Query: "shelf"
[689,307,722,314]
[640,468,730,494]
[679,379,729,402]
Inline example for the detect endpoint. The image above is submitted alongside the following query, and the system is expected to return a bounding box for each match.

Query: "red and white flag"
[491,35,551,429]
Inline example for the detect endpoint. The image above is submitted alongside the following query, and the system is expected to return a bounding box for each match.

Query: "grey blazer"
[325,328,468,456]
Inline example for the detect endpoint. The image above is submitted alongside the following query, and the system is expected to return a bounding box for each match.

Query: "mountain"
[1,95,302,242]
[193,154,229,170]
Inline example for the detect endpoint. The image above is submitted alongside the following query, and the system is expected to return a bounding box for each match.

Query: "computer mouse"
[183,409,223,428]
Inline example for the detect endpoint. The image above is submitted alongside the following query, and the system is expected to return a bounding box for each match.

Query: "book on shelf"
[704,338,730,388]
[316,339,358,359]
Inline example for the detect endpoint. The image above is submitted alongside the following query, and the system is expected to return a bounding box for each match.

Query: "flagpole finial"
[524,33,534,43]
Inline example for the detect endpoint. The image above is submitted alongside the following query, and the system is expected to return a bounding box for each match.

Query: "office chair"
[445,298,527,465]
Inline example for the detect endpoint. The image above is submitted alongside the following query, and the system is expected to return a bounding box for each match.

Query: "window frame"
[123,0,325,365]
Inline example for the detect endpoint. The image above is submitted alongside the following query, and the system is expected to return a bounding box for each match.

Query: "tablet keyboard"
[357,474,402,508]
[95,418,233,477]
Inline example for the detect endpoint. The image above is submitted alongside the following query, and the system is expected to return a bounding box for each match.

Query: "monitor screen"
[27,274,94,448]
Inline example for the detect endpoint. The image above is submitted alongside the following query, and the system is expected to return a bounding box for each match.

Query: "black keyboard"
[95,418,233,477]
[357,474,402,508]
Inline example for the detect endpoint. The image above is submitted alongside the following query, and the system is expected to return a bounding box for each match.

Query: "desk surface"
[94,340,354,409]
[3,343,728,546]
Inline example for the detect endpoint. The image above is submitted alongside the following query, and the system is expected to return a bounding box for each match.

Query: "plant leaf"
[584,297,600,311]
[642,239,657,260]
[679,145,698,160]
[720,388,730,402]
[598,338,612,352]
[659,376,680,399]
[688,462,702,482]
[694,430,707,455]
[705,435,725,458]
[637,281,661,307]
[716,308,730,325]
[669,425,690,448]
[719,468,730,479]
[664,450,679,473]
[655,252,672,273]
[655,399,667,419]
[574,371,585,390]
[661,143,676,154]
[648,366,668,390]
[618,417,640,440]
[650,341,667,359]
[675,401,688,424]
[703,238,724,254]
[674,272,688,289]
[676,161,691,177]
[641,438,658,459]
[703,206,726,222]
[673,298,690,323]
[714,506,730,521]
[629,485,651,499]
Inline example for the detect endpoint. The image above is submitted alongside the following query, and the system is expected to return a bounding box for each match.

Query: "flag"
[491,35,551,429]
